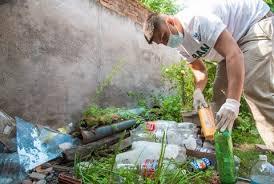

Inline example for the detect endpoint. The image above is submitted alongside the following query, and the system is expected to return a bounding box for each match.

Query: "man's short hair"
[143,13,165,44]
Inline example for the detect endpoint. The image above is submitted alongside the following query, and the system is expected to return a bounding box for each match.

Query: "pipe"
[81,119,136,144]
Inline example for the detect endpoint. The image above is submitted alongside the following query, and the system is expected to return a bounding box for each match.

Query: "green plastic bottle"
[214,131,237,184]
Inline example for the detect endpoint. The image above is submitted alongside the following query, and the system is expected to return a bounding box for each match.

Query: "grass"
[80,105,145,128]
[75,156,215,184]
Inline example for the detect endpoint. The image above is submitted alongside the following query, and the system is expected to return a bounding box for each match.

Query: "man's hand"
[193,88,208,111]
[216,99,240,132]
[189,60,208,111]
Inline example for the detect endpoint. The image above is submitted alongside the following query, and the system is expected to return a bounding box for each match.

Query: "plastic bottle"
[131,121,177,143]
[198,107,216,141]
[145,120,177,132]
[115,141,187,167]
[214,131,237,184]
[0,153,26,184]
[250,155,274,184]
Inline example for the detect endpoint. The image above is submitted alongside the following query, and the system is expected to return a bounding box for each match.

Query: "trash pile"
[0,110,78,184]
[1,106,274,184]
[115,120,215,178]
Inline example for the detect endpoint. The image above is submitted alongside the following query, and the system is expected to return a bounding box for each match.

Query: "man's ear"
[166,16,175,26]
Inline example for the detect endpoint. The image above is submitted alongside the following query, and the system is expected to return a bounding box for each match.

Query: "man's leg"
[238,17,274,149]
[212,60,227,114]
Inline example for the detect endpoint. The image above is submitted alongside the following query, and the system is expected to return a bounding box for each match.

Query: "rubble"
[28,172,46,180]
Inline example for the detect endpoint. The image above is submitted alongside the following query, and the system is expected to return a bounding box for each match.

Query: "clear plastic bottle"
[145,120,177,132]
[250,155,274,184]
[131,121,177,143]
[0,153,26,184]
[116,141,187,167]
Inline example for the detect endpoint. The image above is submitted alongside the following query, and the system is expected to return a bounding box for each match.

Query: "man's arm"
[214,29,244,101]
[189,59,208,110]
[214,29,244,131]
[189,59,208,91]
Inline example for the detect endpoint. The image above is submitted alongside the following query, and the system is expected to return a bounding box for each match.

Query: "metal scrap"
[58,173,82,184]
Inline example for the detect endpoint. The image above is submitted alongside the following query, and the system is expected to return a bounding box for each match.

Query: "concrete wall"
[0,0,180,128]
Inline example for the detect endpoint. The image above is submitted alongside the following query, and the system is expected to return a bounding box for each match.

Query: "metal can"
[190,158,211,170]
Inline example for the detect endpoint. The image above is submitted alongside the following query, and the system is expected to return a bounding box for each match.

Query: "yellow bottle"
[198,107,216,141]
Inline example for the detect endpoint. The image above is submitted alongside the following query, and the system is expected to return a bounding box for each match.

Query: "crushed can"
[190,158,211,171]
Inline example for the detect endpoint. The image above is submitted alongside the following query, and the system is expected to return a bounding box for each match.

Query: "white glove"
[216,99,240,132]
[193,88,208,111]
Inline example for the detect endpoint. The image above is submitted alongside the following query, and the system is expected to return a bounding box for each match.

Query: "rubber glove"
[193,88,208,111]
[216,99,240,132]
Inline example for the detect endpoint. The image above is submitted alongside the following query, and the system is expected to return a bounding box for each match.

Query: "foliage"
[161,61,216,111]
[161,62,194,110]
[265,0,274,12]
[159,95,182,122]
[139,0,180,15]
[232,98,263,145]
[95,60,125,103]
[81,105,144,127]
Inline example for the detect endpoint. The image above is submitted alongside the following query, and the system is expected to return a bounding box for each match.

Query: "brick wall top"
[98,0,152,25]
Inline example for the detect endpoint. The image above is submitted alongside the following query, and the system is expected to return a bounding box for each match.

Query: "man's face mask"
[166,22,184,48]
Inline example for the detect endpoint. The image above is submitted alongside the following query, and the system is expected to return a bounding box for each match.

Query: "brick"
[98,0,151,25]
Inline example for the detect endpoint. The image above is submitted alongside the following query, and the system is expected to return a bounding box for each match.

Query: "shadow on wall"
[0,0,180,128]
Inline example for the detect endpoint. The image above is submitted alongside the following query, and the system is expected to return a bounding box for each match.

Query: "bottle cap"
[259,155,267,161]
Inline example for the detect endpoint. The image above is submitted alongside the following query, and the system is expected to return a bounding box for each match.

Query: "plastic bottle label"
[141,159,158,177]
[146,122,156,132]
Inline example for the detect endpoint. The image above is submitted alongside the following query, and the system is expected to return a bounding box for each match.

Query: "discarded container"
[140,159,177,178]
[250,155,274,184]
[131,124,161,142]
[116,158,177,179]
[214,131,237,184]
[132,141,186,163]
[194,146,214,153]
[131,121,177,143]
[0,110,16,152]
[0,110,16,138]
[0,153,26,184]
[177,122,197,130]
[190,158,211,171]
[167,123,197,150]
[116,141,186,167]
[145,120,177,132]
[198,107,216,141]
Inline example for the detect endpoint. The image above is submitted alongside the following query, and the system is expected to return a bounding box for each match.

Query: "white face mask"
[167,23,184,48]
